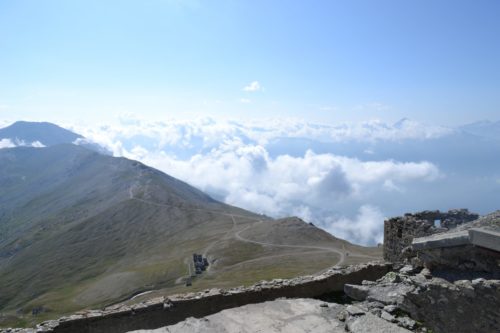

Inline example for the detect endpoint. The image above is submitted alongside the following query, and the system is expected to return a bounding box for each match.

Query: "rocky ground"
[343,265,500,333]
[456,210,500,232]
[129,298,415,333]
[129,263,500,333]
[2,260,498,332]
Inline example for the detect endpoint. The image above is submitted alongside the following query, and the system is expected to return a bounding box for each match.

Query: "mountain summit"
[0,121,109,153]
[0,121,82,146]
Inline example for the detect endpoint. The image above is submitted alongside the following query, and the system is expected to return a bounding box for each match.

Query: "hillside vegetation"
[0,143,380,327]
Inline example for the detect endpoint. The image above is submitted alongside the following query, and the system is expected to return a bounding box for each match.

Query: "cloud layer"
[72,116,453,156]
[0,138,45,149]
[68,116,446,245]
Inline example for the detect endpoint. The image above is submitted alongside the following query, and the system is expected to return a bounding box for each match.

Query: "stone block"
[412,230,470,250]
[469,228,500,252]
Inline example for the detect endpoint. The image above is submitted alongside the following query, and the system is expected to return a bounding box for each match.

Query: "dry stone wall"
[2,262,391,333]
[402,276,500,333]
[344,265,500,333]
[418,243,500,277]
[383,209,479,263]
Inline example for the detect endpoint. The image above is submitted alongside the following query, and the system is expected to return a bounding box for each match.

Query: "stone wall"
[383,209,479,263]
[344,265,500,333]
[402,276,500,333]
[418,244,500,276]
[3,262,391,333]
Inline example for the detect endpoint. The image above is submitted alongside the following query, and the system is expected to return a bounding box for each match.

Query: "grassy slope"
[0,145,381,328]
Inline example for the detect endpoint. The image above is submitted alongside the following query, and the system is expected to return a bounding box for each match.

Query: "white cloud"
[0,120,15,130]
[30,141,46,148]
[118,138,439,245]
[66,116,447,245]
[0,138,46,149]
[240,98,251,104]
[0,138,16,149]
[243,81,261,92]
[321,205,385,245]
[383,179,403,192]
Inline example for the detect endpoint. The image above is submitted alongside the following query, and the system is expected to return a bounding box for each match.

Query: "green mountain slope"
[0,145,241,316]
[0,143,380,328]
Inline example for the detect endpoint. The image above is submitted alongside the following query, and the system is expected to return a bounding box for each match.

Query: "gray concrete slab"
[469,228,500,252]
[412,230,470,250]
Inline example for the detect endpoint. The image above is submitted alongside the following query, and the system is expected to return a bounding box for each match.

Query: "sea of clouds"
[64,116,454,245]
[3,115,497,245]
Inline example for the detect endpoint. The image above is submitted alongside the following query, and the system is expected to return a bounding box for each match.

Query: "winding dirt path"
[218,250,331,272]
[128,187,348,281]
[233,220,346,266]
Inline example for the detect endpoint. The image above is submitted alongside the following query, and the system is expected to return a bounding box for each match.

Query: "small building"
[192,253,209,273]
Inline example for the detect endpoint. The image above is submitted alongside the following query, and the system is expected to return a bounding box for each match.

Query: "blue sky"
[1,0,499,125]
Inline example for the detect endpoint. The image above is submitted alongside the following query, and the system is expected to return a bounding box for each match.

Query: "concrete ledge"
[469,228,500,252]
[412,230,470,250]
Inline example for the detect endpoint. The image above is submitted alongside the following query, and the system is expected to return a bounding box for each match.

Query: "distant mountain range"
[261,119,500,216]
[0,121,379,328]
[267,122,500,174]
[0,121,110,154]
[460,120,500,141]
[0,121,83,146]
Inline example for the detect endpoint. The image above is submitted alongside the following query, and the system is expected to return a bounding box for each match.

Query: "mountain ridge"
[0,121,110,154]
[0,122,380,328]
[0,121,82,146]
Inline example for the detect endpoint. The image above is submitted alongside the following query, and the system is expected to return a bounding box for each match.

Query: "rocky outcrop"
[403,276,500,333]
[1,262,390,333]
[344,266,500,333]
[344,309,413,333]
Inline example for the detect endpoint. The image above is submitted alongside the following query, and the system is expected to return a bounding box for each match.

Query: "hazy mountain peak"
[0,121,111,154]
[0,121,82,146]
[393,117,412,128]
[460,120,500,141]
